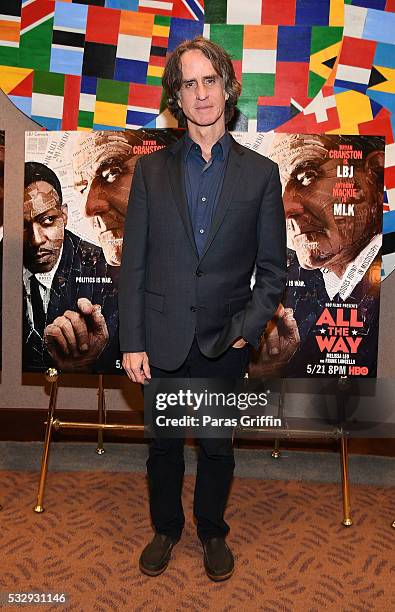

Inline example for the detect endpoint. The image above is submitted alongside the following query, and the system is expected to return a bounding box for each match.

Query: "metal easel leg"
[271,438,281,458]
[34,368,59,513]
[272,380,285,458]
[340,436,352,526]
[96,374,106,455]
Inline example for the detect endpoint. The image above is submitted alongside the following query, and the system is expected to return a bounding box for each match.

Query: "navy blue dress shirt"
[184,132,231,258]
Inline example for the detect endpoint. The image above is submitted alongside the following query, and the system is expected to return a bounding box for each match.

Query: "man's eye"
[101,166,123,184]
[204,77,216,86]
[295,169,318,186]
[184,81,195,89]
[42,216,56,226]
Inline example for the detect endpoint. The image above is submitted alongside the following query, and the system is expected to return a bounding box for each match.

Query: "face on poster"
[232,132,384,378]
[23,129,182,374]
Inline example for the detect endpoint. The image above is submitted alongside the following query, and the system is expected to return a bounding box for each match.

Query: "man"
[23,161,118,373]
[249,134,384,378]
[119,37,286,580]
[73,130,181,266]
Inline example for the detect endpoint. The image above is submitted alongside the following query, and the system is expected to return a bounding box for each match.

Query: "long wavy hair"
[162,36,241,126]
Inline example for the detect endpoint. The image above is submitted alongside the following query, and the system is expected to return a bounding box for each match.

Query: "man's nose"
[85,178,110,217]
[283,185,305,219]
[195,81,208,100]
[31,222,45,247]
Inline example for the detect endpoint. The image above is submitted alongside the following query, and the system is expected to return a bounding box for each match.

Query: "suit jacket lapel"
[166,141,199,259]
[199,139,243,261]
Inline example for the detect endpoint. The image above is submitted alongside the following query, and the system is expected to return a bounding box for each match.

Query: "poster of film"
[23,129,182,374]
[23,130,384,378]
[234,133,385,379]
[0,131,4,371]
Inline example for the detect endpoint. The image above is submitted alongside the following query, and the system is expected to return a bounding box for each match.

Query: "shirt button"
[201,197,207,202]
[199,228,205,234]
[190,306,197,312]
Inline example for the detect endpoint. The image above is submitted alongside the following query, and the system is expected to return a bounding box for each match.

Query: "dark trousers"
[147,337,250,542]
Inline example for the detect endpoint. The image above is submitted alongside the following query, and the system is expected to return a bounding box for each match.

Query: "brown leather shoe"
[139,534,179,576]
[202,537,234,581]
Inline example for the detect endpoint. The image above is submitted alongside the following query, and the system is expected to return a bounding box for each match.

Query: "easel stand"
[34,373,361,527]
[96,374,106,455]
[338,376,352,526]
[34,368,144,513]
[340,437,352,526]
[268,377,352,526]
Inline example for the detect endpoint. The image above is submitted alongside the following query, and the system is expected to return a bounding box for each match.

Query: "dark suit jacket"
[23,229,120,373]
[119,134,287,371]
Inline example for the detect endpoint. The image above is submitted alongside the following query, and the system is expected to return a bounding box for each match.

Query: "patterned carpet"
[1,471,394,612]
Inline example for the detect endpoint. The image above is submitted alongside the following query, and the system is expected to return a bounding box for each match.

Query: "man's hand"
[231,337,248,349]
[249,304,300,377]
[43,297,109,373]
[122,351,151,383]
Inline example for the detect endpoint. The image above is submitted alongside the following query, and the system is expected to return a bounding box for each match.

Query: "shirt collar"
[322,234,381,301]
[184,131,230,162]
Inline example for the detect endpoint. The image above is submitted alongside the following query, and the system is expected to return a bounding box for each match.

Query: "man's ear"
[225,91,229,100]
[365,150,384,186]
[61,204,68,226]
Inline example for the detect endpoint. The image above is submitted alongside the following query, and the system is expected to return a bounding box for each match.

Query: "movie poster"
[0,131,4,371]
[23,129,182,374]
[23,130,384,378]
[233,133,385,378]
